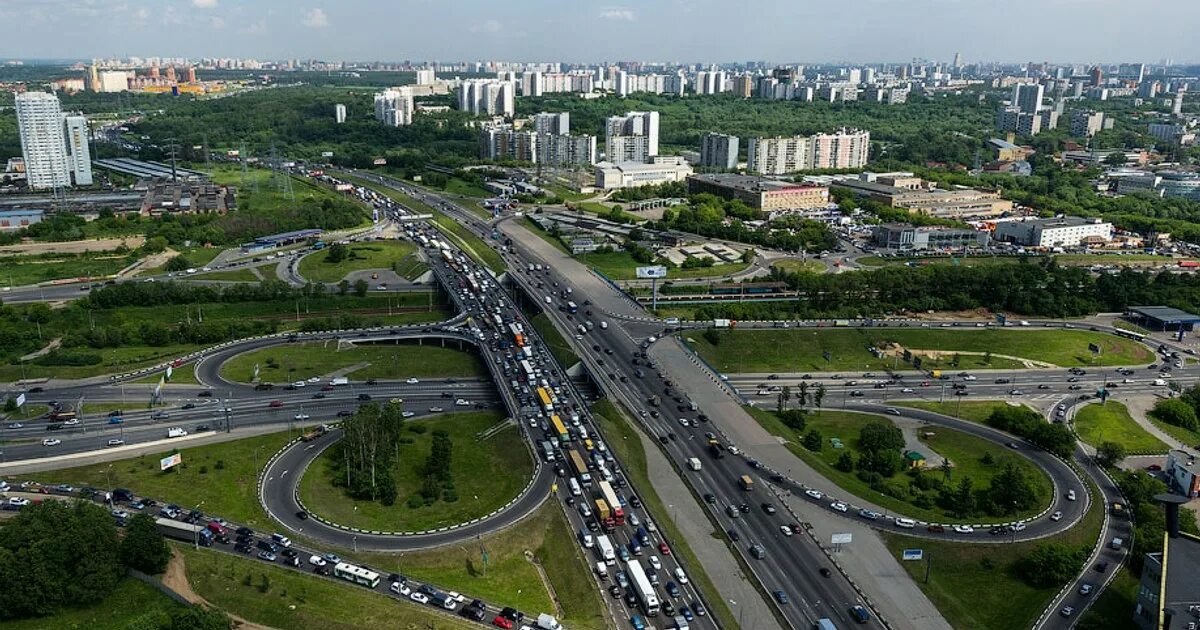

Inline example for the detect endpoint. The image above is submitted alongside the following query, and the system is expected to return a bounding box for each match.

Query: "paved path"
[895,417,947,468]
[1120,394,1190,451]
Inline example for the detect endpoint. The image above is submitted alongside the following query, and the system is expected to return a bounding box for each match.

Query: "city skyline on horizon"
[0,0,1198,66]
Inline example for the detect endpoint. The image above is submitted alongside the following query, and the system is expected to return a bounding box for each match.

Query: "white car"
[63,419,79,426]
[401,411,416,418]
[805,489,824,500]
[406,378,420,384]
[308,555,327,567]
[42,438,61,446]
[649,556,662,570]
[952,525,974,534]
[830,501,849,513]
[1012,521,1027,532]
[674,567,689,584]
[428,406,443,412]
[409,592,430,604]
[292,381,306,388]
[294,413,310,420]
[1066,489,1077,501]
[390,582,411,596]
[106,439,125,447]
[780,525,794,536]
[8,497,31,507]
[1050,511,1064,521]
[111,508,129,519]
[455,399,471,406]
[901,388,914,393]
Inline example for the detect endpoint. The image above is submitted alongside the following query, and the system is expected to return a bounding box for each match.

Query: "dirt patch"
[902,308,994,321]
[0,237,146,256]
[19,337,61,361]
[129,249,179,277]
[163,549,277,630]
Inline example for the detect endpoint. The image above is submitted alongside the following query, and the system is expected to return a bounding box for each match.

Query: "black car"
[727,528,741,541]
[198,391,213,397]
[609,585,623,599]
[236,526,254,536]
[234,543,252,554]
[336,410,354,417]
[296,510,308,520]
[357,394,371,401]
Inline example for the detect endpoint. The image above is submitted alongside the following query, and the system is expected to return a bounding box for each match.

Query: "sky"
[0,0,1195,65]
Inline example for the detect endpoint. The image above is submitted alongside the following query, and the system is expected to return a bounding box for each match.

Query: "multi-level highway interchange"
[4,169,1184,630]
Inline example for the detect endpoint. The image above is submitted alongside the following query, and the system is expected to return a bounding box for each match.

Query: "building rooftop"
[1129,306,1200,324]
[988,138,1022,150]
[687,173,817,193]
[0,209,43,218]
[1000,215,1108,228]
[1164,534,1200,619]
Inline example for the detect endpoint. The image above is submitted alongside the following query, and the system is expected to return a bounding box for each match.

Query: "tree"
[337,280,350,296]
[1104,152,1129,167]
[1152,398,1199,431]
[813,384,826,409]
[165,255,192,273]
[164,606,232,630]
[859,421,905,454]
[119,513,171,575]
[985,463,1038,515]
[1095,441,1127,468]
[352,279,369,297]
[944,477,975,517]
[835,451,855,472]
[3,398,16,413]
[1019,543,1085,587]
[325,242,349,264]
[776,385,791,413]
[802,429,823,452]
[797,381,809,406]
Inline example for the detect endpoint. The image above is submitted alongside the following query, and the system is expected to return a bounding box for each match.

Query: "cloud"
[301,7,328,28]
[209,15,225,28]
[469,19,502,33]
[192,0,217,8]
[239,20,266,34]
[598,8,635,20]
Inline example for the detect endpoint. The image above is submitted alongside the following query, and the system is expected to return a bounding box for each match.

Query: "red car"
[269,400,284,408]
[658,542,671,555]
[321,384,335,391]
[492,616,513,630]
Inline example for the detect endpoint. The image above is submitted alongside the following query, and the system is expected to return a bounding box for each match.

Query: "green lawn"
[856,255,1024,268]
[1074,401,1169,453]
[138,245,223,274]
[219,341,486,383]
[881,477,1104,630]
[578,250,751,281]
[522,216,572,255]
[343,175,506,275]
[347,501,606,629]
[1056,253,1174,266]
[194,267,264,282]
[1148,417,1200,449]
[28,429,295,527]
[531,313,579,368]
[590,399,737,630]
[392,256,429,280]
[0,577,184,630]
[297,241,417,283]
[131,362,199,385]
[896,400,1027,424]
[444,177,492,199]
[0,343,202,382]
[689,328,1154,373]
[177,544,478,630]
[0,250,134,286]
[744,406,1053,522]
[298,412,533,532]
[770,258,826,274]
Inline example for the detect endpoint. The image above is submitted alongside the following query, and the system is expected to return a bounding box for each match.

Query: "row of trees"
[330,403,408,505]
[653,196,837,254]
[414,430,457,508]
[0,502,225,629]
[985,405,1076,459]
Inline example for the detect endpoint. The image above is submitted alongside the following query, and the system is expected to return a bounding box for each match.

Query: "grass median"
[896,400,1028,424]
[297,411,534,532]
[577,250,751,281]
[194,267,264,283]
[220,341,486,384]
[881,476,1105,630]
[531,313,580,368]
[1074,401,1169,453]
[688,327,1154,373]
[744,406,1053,522]
[297,241,417,284]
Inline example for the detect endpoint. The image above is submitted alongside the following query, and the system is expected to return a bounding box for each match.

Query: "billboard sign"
[831,533,853,544]
[902,549,924,561]
[160,453,182,471]
[166,365,174,381]
[321,151,334,158]
[15,393,25,408]
[635,265,668,279]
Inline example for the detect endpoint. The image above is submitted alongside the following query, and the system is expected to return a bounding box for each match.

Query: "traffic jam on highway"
[410,220,714,630]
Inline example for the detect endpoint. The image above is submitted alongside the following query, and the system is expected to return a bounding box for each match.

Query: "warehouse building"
[685,173,829,213]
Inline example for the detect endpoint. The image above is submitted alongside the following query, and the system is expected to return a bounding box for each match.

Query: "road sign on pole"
[902,549,924,561]
[14,393,24,408]
[635,266,668,279]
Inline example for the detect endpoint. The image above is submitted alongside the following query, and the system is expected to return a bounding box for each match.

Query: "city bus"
[550,414,570,444]
[333,562,380,588]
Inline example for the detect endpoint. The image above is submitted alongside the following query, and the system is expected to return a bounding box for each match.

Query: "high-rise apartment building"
[1013,83,1044,114]
[532,112,569,135]
[15,92,86,189]
[415,69,436,85]
[1070,110,1105,137]
[457,80,515,117]
[63,114,92,186]
[335,103,347,124]
[699,132,739,170]
[479,124,539,162]
[522,71,544,96]
[374,88,414,126]
[996,107,1042,136]
[539,133,597,167]
[746,129,870,174]
[605,111,659,163]
[732,74,754,98]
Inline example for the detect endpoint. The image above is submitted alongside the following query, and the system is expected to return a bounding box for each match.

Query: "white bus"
[626,558,660,616]
[333,562,380,588]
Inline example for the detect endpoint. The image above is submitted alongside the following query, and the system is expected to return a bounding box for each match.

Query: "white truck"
[330,377,349,386]
[596,534,616,565]
[536,613,561,630]
[167,427,188,438]
[687,457,702,471]
[713,319,732,328]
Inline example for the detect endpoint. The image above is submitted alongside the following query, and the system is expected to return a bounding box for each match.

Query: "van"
[595,561,609,579]
[726,505,741,518]
[1110,537,1124,550]
[749,543,766,559]
[167,427,188,438]
[568,478,582,496]
[271,533,292,548]
[895,517,916,529]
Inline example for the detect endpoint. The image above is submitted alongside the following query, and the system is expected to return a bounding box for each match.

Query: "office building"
[415,69,436,85]
[747,129,870,174]
[334,103,347,124]
[594,157,692,190]
[527,112,566,135]
[699,133,739,170]
[872,223,989,251]
[457,79,515,117]
[605,111,659,163]
[1132,496,1200,630]
[1070,110,1105,137]
[1013,83,1044,114]
[15,92,71,189]
[63,114,92,186]
[374,88,414,126]
[686,173,828,212]
[993,216,1112,248]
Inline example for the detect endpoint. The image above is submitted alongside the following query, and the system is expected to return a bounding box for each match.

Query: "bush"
[1152,398,1199,431]
[802,429,823,452]
[835,451,854,472]
[1018,543,1086,588]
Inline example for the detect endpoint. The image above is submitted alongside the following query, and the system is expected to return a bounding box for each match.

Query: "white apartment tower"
[335,103,347,124]
[458,80,515,117]
[15,92,89,189]
[747,129,870,174]
[374,88,414,126]
[415,69,436,85]
[605,111,659,163]
[522,71,544,97]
